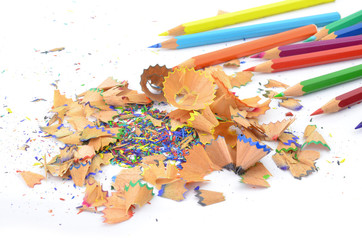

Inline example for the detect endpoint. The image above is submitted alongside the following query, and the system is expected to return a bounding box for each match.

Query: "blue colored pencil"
[149,12,340,49]
[322,22,362,40]
[356,122,362,129]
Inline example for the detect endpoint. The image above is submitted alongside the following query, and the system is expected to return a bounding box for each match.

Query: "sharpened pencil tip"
[250,52,265,58]
[274,92,285,98]
[355,122,362,129]
[243,66,255,72]
[310,108,323,116]
[304,36,316,42]
[148,43,162,48]
[159,31,169,36]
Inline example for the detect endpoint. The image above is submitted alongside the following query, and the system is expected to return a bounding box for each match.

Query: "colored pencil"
[176,25,317,70]
[311,86,362,116]
[274,64,362,97]
[244,45,362,73]
[304,10,362,42]
[321,22,362,40]
[356,122,362,129]
[150,12,340,49]
[159,0,335,36]
[251,35,362,59]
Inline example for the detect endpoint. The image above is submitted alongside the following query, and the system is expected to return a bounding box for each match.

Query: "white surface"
[0,0,361,239]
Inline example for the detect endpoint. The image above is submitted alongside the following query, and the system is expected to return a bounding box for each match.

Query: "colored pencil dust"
[177,25,317,70]
[160,0,334,36]
[245,45,362,73]
[274,64,362,97]
[311,86,362,116]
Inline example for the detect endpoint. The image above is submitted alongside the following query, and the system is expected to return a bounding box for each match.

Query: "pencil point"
[159,31,169,36]
[355,122,362,129]
[250,52,265,58]
[304,36,316,42]
[274,92,285,98]
[310,108,323,116]
[243,66,255,72]
[148,43,162,48]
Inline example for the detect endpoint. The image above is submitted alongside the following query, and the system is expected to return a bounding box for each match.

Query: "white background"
[0,0,361,239]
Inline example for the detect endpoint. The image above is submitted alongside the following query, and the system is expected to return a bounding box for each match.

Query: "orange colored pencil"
[176,25,317,70]
[244,45,362,73]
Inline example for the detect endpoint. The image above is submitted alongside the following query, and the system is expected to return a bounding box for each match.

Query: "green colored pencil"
[274,64,362,97]
[304,10,362,42]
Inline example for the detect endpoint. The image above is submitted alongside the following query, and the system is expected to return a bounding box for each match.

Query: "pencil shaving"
[167,109,191,123]
[302,129,330,150]
[262,90,279,98]
[304,125,317,138]
[223,59,240,68]
[264,79,289,88]
[140,154,166,165]
[196,129,215,145]
[124,180,154,210]
[74,145,95,160]
[195,189,225,206]
[82,177,108,208]
[97,77,120,91]
[276,140,299,153]
[81,88,112,110]
[163,67,216,110]
[145,115,163,127]
[278,132,299,146]
[102,193,132,224]
[230,106,250,128]
[240,162,271,187]
[242,96,271,118]
[272,152,316,179]
[187,111,218,134]
[67,116,93,131]
[53,89,73,108]
[89,137,116,151]
[87,153,112,175]
[259,117,295,141]
[296,150,320,162]
[70,161,91,186]
[235,135,271,174]
[80,125,114,141]
[20,171,45,188]
[230,71,253,87]
[140,65,171,102]
[279,98,303,111]
[112,166,142,193]
[142,162,178,189]
[102,83,151,106]
[210,83,254,119]
[179,144,215,183]
[213,121,238,147]
[208,67,233,89]
[92,110,119,123]
[158,179,187,201]
[204,136,234,171]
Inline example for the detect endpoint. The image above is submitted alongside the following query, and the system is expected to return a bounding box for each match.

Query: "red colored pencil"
[244,44,362,73]
[311,86,362,116]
